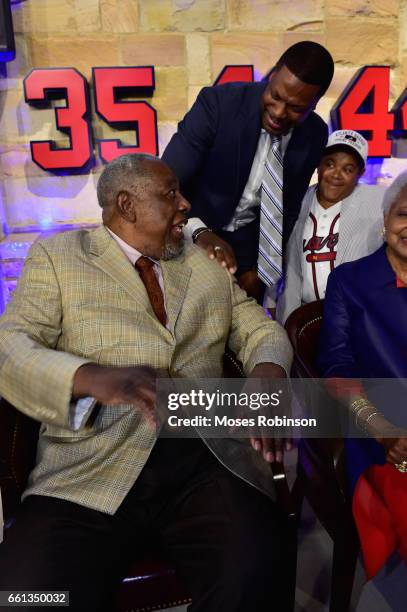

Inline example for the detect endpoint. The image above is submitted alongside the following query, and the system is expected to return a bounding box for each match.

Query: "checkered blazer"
[0,226,293,514]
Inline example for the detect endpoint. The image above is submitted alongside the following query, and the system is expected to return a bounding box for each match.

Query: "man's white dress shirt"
[183,129,292,309]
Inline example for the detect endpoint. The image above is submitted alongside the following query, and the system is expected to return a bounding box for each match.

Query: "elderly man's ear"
[117,190,137,222]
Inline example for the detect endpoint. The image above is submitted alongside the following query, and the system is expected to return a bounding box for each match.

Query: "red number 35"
[24,67,158,172]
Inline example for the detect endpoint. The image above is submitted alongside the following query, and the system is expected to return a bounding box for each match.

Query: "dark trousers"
[0,439,290,612]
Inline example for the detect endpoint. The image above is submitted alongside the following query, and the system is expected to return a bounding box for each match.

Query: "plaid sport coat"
[0,226,293,514]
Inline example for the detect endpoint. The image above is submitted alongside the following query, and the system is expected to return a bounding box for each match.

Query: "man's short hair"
[276,41,334,97]
[97,153,158,209]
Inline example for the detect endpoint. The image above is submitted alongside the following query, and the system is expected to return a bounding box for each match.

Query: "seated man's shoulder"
[184,244,231,282]
[32,227,97,256]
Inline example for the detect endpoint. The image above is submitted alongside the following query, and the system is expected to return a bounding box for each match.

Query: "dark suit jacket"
[162,81,328,261]
[318,245,407,488]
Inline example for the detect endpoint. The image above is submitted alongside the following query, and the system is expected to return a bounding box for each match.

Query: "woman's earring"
[382,226,386,240]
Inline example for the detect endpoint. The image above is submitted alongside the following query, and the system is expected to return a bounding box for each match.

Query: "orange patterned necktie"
[134,256,167,327]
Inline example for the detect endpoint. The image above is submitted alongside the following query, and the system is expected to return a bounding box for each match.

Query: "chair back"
[285,300,324,378]
[285,300,350,533]
[0,397,39,523]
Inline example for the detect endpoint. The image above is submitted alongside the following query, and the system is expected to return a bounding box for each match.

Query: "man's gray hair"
[97,153,158,209]
[383,170,407,215]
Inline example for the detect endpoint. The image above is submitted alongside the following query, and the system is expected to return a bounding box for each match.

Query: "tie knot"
[135,256,154,272]
[271,136,282,158]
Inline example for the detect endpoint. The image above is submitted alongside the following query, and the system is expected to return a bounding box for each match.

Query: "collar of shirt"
[396,277,407,288]
[106,227,159,268]
[312,192,343,218]
[261,127,293,157]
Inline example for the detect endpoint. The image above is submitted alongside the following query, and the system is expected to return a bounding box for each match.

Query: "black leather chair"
[285,300,360,612]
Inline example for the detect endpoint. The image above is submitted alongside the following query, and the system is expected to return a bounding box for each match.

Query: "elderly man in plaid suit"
[0,154,293,612]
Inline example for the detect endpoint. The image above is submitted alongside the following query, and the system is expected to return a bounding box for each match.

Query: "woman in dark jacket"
[319,170,407,579]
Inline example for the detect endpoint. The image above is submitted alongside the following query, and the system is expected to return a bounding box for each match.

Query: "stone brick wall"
[0,0,406,308]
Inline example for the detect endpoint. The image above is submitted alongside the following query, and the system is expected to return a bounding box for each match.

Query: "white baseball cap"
[325,129,368,166]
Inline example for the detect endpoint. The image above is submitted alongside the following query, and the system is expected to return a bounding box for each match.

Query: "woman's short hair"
[383,170,407,214]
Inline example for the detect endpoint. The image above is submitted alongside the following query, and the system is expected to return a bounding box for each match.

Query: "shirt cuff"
[184,217,207,241]
[70,397,97,431]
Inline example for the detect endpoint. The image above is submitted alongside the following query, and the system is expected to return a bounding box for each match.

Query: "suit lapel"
[87,225,157,317]
[161,257,191,332]
[87,226,192,332]
[236,82,267,199]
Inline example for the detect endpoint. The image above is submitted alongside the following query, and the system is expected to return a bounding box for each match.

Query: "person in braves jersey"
[276,130,385,324]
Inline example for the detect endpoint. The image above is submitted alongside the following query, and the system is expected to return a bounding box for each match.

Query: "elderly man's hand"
[73,364,160,427]
[246,363,292,464]
[195,231,237,274]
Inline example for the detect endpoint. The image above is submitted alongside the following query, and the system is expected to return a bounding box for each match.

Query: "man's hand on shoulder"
[195,230,237,274]
[73,364,160,427]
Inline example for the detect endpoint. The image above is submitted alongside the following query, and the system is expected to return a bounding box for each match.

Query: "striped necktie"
[257,135,283,290]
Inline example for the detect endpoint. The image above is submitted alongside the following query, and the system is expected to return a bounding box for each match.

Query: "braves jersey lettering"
[303,230,339,256]
[301,198,342,303]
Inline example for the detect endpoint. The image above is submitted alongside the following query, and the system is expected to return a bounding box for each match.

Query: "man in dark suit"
[162,41,334,310]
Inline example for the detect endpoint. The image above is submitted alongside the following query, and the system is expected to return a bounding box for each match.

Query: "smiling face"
[317,149,362,208]
[118,159,190,260]
[261,65,322,136]
[384,186,407,264]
